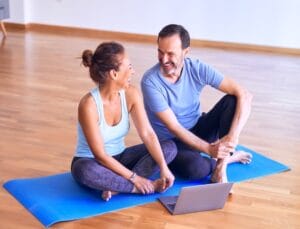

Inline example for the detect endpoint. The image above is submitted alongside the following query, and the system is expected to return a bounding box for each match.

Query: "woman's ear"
[109,69,118,80]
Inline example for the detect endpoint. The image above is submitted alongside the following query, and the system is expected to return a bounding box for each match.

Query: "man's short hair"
[158,24,190,49]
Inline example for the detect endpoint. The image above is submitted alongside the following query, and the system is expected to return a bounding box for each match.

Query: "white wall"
[7,0,26,23]
[6,0,300,49]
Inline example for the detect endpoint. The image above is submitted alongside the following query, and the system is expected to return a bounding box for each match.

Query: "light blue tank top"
[75,87,130,158]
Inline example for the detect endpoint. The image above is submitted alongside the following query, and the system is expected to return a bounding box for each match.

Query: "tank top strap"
[90,87,103,125]
[119,89,128,115]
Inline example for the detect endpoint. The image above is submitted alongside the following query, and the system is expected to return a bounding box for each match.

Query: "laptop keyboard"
[167,203,176,211]
[163,195,178,204]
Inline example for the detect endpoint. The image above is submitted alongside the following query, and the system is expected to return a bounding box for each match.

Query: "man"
[141,24,253,183]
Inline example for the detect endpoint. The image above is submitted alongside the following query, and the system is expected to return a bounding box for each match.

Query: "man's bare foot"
[211,159,228,183]
[228,150,252,164]
[101,190,118,201]
[211,159,234,194]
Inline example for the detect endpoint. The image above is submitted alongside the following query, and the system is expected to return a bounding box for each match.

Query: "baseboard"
[4,22,27,30]
[191,39,300,56]
[4,22,300,55]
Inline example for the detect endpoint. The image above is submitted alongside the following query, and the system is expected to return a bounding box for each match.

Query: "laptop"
[158,182,233,215]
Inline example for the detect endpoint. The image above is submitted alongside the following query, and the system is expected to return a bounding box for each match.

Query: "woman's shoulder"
[124,85,142,111]
[78,92,96,112]
[125,84,139,95]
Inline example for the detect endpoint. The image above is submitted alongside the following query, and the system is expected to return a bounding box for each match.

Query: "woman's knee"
[160,140,178,163]
[71,158,97,184]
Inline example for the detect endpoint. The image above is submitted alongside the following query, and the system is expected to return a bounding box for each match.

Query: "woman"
[71,42,177,201]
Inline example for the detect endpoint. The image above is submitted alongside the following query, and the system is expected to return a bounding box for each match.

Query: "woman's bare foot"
[153,178,167,193]
[130,178,167,194]
[228,150,252,164]
[101,190,118,201]
[211,159,228,183]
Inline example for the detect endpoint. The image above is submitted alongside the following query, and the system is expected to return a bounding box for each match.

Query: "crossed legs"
[169,95,252,182]
[71,140,177,200]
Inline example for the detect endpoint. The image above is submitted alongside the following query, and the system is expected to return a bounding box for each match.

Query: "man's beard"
[160,61,177,75]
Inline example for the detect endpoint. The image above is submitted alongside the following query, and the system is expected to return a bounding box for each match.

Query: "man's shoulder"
[184,58,214,77]
[184,57,206,69]
[142,63,160,84]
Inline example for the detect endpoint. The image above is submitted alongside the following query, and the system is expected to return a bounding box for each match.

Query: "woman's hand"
[160,166,175,191]
[131,175,155,194]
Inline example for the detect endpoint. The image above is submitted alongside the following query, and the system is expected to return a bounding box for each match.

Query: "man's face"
[157,34,189,77]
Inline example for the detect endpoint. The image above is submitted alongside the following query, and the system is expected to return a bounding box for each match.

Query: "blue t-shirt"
[141,58,224,140]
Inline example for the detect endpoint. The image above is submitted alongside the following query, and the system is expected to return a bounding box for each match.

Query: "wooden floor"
[1,30,300,229]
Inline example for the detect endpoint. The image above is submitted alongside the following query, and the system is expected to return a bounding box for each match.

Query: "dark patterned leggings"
[71,140,177,193]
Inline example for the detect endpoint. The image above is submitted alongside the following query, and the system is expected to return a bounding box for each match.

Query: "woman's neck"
[99,84,120,103]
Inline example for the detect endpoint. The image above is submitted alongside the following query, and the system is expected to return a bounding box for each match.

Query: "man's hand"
[220,134,239,149]
[209,140,235,159]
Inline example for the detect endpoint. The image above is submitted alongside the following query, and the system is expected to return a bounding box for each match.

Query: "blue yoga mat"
[3,145,290,227]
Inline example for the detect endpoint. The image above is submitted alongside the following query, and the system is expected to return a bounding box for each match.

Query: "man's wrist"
[204,143,211,156]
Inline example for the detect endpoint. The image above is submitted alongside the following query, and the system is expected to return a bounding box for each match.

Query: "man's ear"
[183,47,190,56]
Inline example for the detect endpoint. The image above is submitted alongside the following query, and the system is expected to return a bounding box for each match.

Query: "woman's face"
[116,53,135,89]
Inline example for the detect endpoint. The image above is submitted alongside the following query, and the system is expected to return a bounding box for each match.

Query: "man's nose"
[160,54,168,63]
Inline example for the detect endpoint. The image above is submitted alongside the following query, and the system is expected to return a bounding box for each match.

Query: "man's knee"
[223,94,237,110]
[170,151,215,180]
[184,156,214,180]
